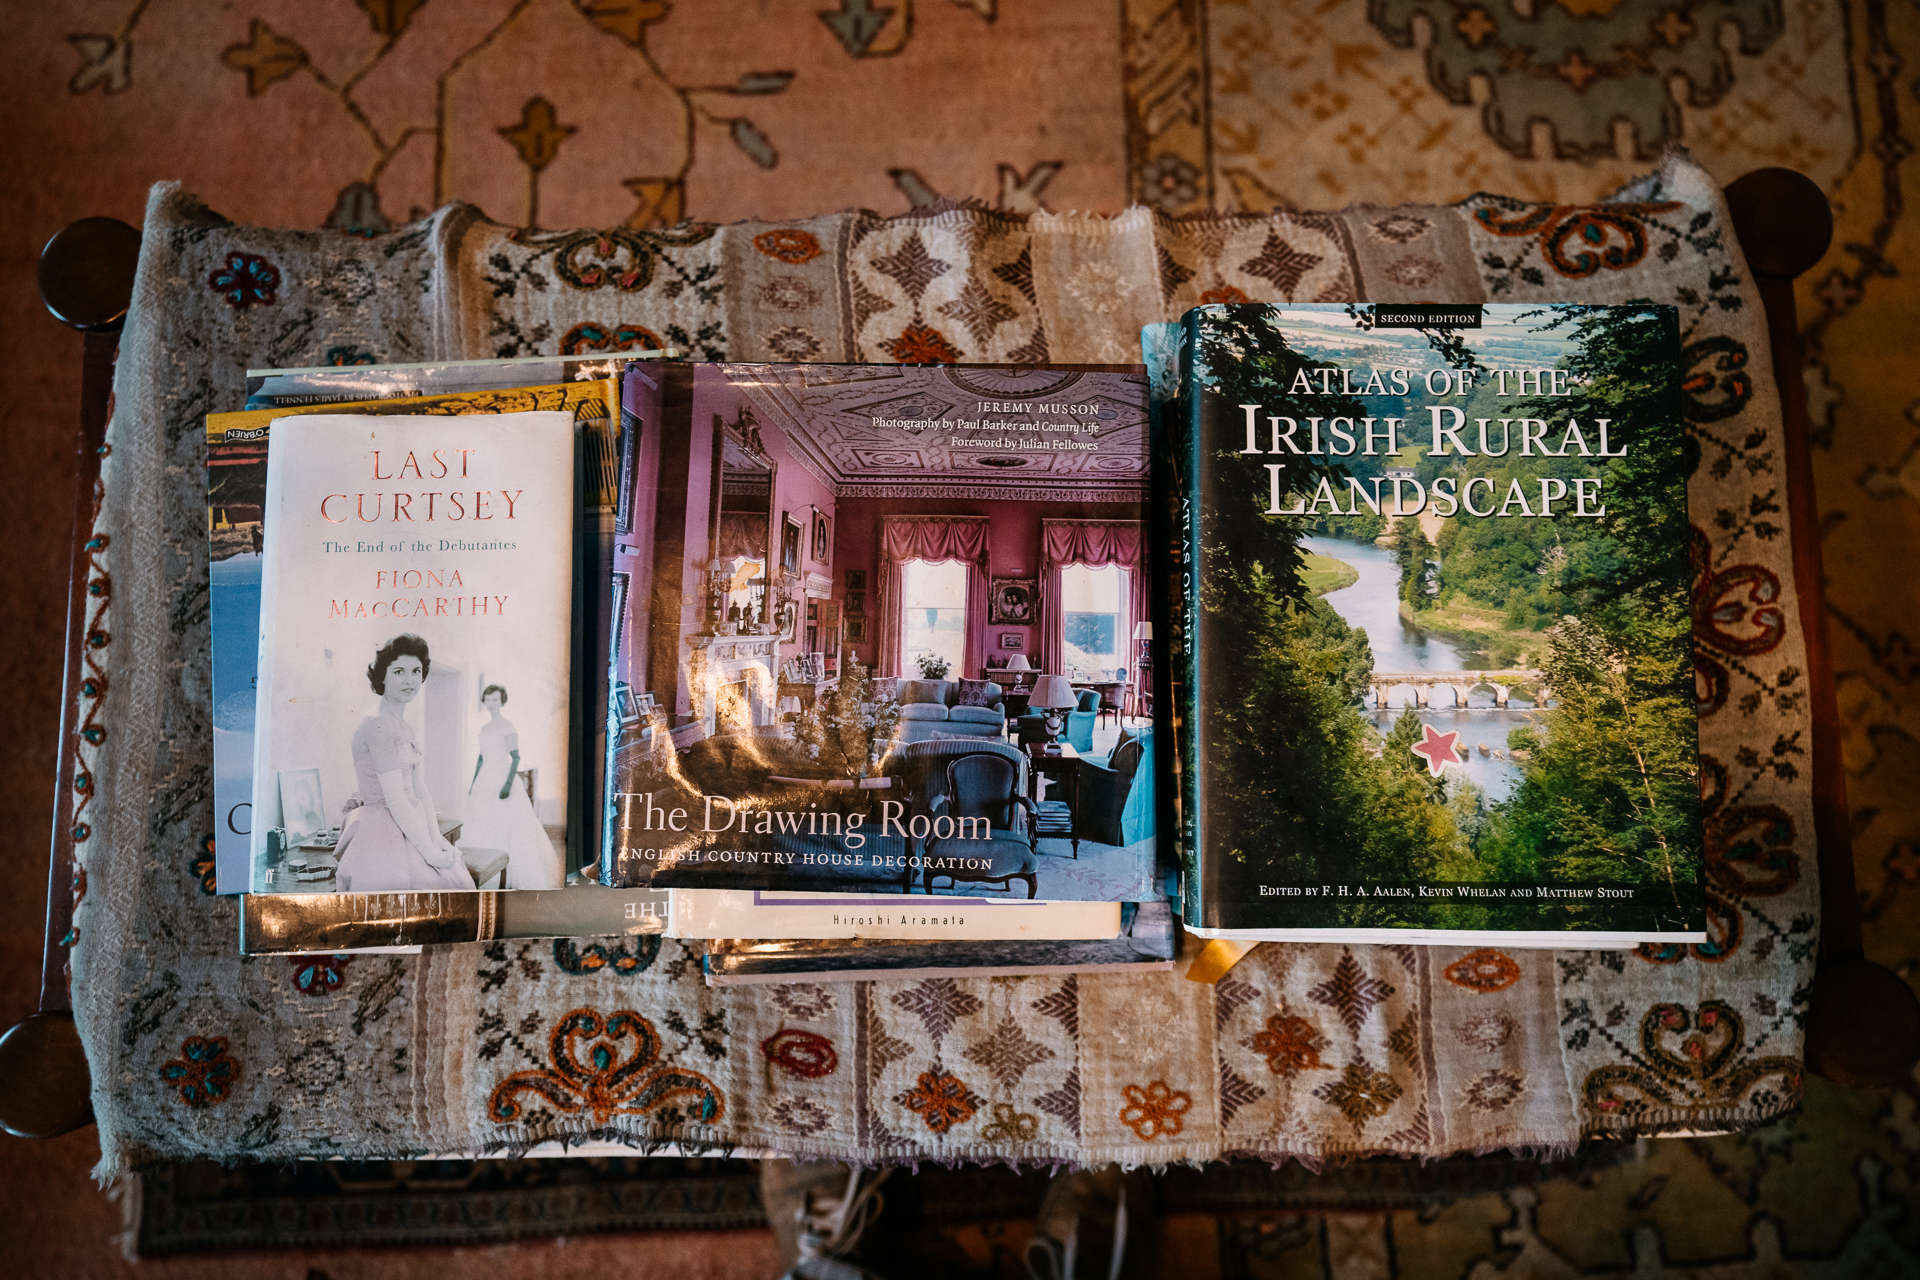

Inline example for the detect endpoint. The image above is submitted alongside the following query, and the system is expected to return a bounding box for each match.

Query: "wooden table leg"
[0,217,140,1138]
[1727,169,1920,1088]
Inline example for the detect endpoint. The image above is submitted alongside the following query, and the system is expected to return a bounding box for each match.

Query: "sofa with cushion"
[892,677,1006,743]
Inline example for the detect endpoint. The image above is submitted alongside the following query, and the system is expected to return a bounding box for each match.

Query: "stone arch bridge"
[1367,672,1546,709]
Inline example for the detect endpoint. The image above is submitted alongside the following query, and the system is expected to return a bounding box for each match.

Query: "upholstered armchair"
[920,752,1039,899]
[1014,688,1099,752]
[1075,729,1155,854]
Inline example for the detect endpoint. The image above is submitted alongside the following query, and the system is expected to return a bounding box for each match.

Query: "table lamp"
[1004,653,1032,684]
[1031,674,1077,742]
[1133,619,1152,664]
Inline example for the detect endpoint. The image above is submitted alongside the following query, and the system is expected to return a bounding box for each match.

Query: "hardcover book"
[1148,302,1705,944]
[601,362,1161,904]
[248,411,574,894]
[207,378,620,892]
[671,890,1121,940]
[243,351,667,410]
[701,901,1177,984]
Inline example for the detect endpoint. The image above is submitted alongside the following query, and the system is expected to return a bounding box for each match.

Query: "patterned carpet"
[2,0,1915,1274]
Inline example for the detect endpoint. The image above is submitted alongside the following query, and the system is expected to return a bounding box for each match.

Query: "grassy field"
[1300,551,1360,595]
[1402,597,1546,669]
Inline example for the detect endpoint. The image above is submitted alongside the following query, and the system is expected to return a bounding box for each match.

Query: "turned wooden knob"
[37,216,141,333]
[0,1012,93,1138]
[1724,169,1833,280]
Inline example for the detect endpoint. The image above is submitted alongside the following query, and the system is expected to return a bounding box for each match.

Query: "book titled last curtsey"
[249,412,574,894]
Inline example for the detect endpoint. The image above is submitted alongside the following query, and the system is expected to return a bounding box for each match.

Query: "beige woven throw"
[73,153,1811,1178]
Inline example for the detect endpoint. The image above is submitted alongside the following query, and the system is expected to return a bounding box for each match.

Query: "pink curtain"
[1041,520,1147,680]
[877,516,990,677]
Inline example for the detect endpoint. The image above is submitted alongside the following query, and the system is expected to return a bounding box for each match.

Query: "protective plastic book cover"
[240,886,669,955]
[248,411,573,894]
[206,379,619,892]
[601,362,1160,903]
[702,901,1177,984]
[1150,303,1705,944]
[243,352,668,409]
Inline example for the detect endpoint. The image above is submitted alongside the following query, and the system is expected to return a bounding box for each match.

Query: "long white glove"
[378,769,459,869]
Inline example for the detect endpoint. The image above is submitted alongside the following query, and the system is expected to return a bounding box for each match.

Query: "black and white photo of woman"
[459,682,563,888]
[332,633,474,893]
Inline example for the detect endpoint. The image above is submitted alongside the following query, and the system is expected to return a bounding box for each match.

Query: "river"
[1301,535,1537,801]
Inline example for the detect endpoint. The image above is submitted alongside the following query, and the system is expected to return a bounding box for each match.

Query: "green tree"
[1479,608,1701,929]
[1505,304,1688,615]
[1298,597,1374,704]
[1389,518,1435,610]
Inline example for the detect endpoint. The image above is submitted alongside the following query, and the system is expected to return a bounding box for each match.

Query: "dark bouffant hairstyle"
[481,683,508,706]
[367,634,431,694]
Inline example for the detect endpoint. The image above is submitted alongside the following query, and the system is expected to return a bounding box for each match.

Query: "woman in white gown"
[461,684,562,889]
[334,634,473,894]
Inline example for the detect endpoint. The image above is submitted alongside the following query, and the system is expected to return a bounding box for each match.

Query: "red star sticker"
[1409,723,1466,777]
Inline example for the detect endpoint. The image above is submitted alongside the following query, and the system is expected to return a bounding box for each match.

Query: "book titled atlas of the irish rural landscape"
[1147,302,1705,946]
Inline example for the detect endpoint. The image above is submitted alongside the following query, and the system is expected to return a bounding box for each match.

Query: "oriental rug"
[4,3,1915,1275]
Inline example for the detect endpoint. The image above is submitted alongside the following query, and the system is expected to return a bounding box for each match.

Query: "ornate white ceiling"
[723,364,1150,504]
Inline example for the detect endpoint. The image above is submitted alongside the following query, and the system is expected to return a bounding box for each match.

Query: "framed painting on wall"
[847,618,867,643]
[812,510,831,564]
[845,569,867,591]
[782,514,802,575]
[845,591,865,615]
[989,577,1037,626]
[999,632,1024,651]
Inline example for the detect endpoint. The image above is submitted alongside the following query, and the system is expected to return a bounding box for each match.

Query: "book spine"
[570,378,623,877]
[600,364,669,885]
[1168,316,1205,927]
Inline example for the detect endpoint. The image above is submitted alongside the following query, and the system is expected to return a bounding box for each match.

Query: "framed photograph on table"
[278,767,326,841]
[990,577,1037,626]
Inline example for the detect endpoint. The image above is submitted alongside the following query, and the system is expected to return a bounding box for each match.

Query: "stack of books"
[212,300,1710,981]
[213,354,1177,981]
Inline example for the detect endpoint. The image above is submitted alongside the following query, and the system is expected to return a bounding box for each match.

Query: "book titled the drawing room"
[600,361,1160,904]
[250,413,574,895]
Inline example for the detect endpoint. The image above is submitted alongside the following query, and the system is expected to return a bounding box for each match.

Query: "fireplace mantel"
[682,631,779,742]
